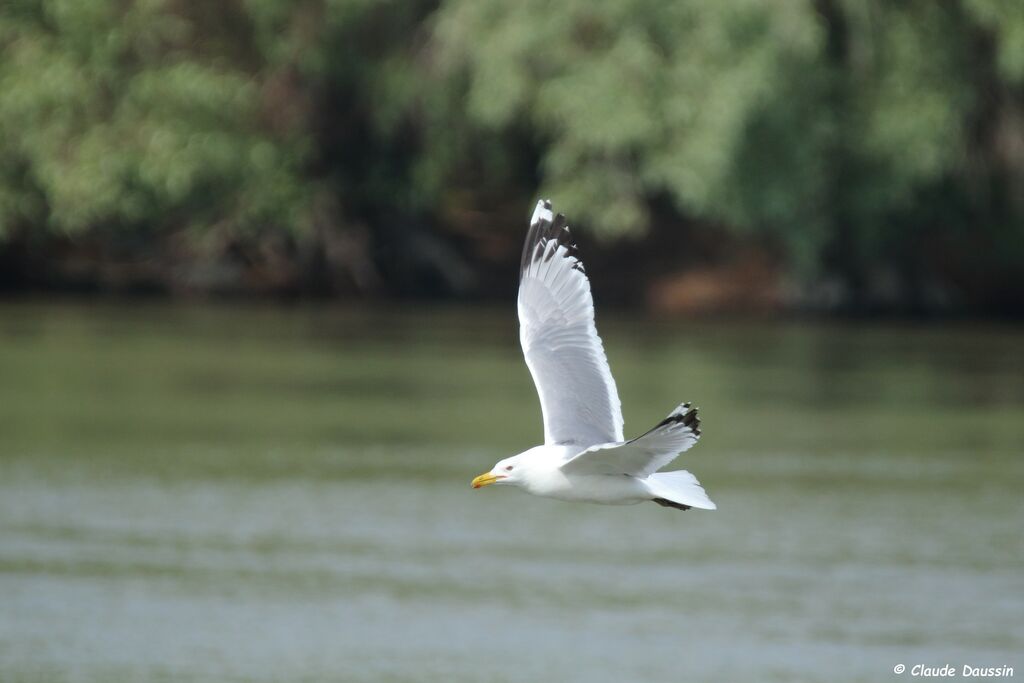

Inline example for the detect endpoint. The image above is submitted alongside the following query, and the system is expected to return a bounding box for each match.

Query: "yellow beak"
[471,472,506,489]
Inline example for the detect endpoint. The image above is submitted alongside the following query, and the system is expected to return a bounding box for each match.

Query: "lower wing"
[560,403,700,478]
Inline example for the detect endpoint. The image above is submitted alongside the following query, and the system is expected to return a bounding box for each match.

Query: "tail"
[647,470,716,511]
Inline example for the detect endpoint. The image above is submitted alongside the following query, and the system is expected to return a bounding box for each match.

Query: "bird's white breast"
[521,459,651,505]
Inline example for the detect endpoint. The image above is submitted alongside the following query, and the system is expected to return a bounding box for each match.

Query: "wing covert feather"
[560,403,701,476]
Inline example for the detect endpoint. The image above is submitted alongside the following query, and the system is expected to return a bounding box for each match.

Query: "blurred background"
[1,0,1024,313]
[1,1,1023,682]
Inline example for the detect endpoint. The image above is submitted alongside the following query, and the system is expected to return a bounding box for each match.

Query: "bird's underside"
[472,199,715,512]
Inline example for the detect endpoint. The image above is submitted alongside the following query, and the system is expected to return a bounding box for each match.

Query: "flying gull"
[471,199,716,511]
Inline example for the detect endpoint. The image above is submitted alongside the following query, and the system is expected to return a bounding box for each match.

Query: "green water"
[1,303,1022,682]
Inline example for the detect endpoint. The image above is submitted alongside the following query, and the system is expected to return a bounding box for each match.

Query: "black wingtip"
[521,199,584,276]
[552,212,566,232]
[655,403,701,436]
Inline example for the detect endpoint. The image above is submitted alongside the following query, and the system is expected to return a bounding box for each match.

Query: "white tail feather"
[647,470,717,510]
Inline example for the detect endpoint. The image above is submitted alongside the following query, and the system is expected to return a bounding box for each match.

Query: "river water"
[1,303,1022,682]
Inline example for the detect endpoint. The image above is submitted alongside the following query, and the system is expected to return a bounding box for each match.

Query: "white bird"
[471,199,716,511]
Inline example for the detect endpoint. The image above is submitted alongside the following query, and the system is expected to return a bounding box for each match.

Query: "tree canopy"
[1,0,1022,311]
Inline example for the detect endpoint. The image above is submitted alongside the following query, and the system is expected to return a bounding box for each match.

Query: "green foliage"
[0,0,310,238]
[0,0,1022,305]
[965,0,1024,82]
[434,0,1023,283]
[434,1,826,236]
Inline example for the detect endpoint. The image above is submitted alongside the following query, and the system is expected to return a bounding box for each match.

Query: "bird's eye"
[505,465,514,471]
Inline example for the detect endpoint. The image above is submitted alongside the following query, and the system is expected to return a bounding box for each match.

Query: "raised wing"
[561,403,700,477]
[518,199,624,447]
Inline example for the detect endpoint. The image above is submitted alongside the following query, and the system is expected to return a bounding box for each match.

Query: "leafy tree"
[0,0,311,240]
[431,0,1024,306]
[0,0,1021,309]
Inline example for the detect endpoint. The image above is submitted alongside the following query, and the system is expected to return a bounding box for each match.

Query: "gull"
[471,200,716,511]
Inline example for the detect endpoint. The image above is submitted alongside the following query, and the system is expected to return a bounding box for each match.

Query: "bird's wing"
[518,199,624,447]
[560,403,700,477]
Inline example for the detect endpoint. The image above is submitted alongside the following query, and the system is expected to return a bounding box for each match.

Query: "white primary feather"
[530,201,553,225]
[518,199,624,447]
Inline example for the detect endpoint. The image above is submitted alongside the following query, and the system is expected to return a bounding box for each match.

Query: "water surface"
[1,303,1022,682]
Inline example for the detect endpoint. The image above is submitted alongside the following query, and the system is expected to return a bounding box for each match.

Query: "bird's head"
[471,455,524,489]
